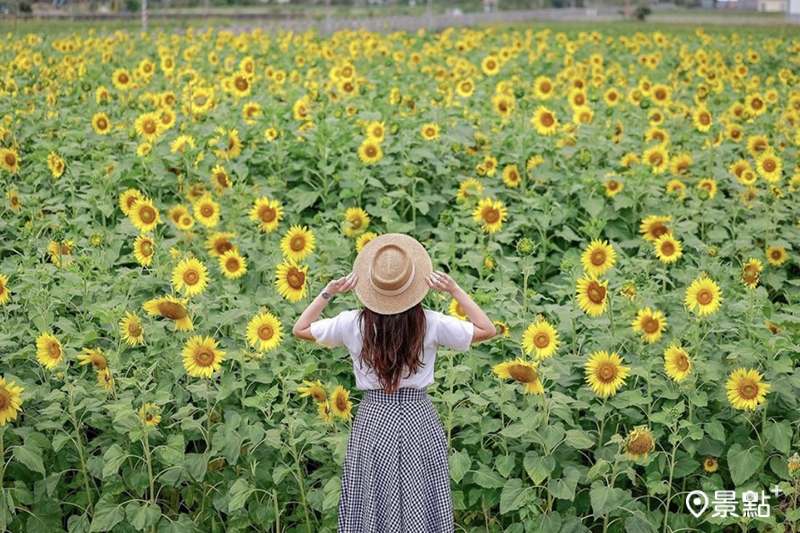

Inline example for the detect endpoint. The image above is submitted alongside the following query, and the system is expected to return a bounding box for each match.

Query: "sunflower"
[275,260,308,302]
[493,358,544,395]
[249,197,284,233]
[0,148,20,174]
[133,234,155,267]
[741,258,763,289]
[97,369,115,391]
[522,320,560,360]
[205,232,236,258]
[664,344,691,382]
[0,377,24,426]
[119,189,143,216]
[481,55,500,76]
[246,310,283,352]
[143,295,193,331]
[36,332,64,370]
[172,257,209,297]
[77,348,108,372]
[604,180,623,197]
[420,123,440,140]
[297,379,327,403]
[472,197,507,234]
[585,350,629,398]
[92,113,111,135]
[621,427,655,464]
[697,178,717,199]
[654,234,682,264]
[358,139,383,164]
[170,135,196,154]
[581,240,615,277]
[119,311,145,346]
[0,274,10,305]
[210,165,232,195]
[280,225,316,262]
[139,403,162,427]
[134,112,162,143]
[193,194,220,227]
[129,198,161,233]
[692,106,713,132]
[755,148,782,183]
[330,385,353,419]
[365,121,386,142]
[48,240,74,267]
[726,368,770,411]
[703,457,718,473]
[642,144,669,174]
[356,232,378,252]
[317,400,334,423]
[576,275,609,317]
[501,165,521,188]
[6,189,20,211]
[639,215,672,242]
[219,250,247,280]
[182,335,226,379]
[344,207,370,237]
[684,276,723,317]
[632,308,667,344]
[47,152,65,178]
[531,106,559,135]
[112,68,132,90]
[766,245,787,266]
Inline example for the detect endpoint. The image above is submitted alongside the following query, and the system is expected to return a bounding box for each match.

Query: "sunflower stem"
[68,384,94,514]
[662,439,679,533]
[606,293,616,338]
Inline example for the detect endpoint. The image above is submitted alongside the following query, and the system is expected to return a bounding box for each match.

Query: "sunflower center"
[119,73,129,83]
[92,357,107,370]
[128,322,142,336]
[627,434,653,455]
[195,349,215,366]
[763,159,775,172]
[139,206,155,223]
[258,325,273,340]
[287,268,305,289]
[141,241,153,257]
[312,389,326,402]
[751,98,763,110]
[336,395,348,411]
[97,118,108,129]
[5,153,16,166]
[483,207,500,224]
[365,145,377,157]
[541,81,551,92]
[660,241,675,256]
[590,250,607,266]
[184,270,200,285]
[226,258,240,272]
[738,380,759,400]
[290,236,306,252]
[0,390,9,410]
[540,112,554,127]
[216,173,228,187]
[587,282,606,304]
[350,217,363,230]
[201,204,214,217]
[696,289,713,306]
[650,224,669,239]
[675,353,689,371]
[215,241,233,255]
[654,89,666,100]
[48,342,61,358]
[143,120,157,134]
[508,364,536,384]
[259,206,276,223]
[699,113,710,125]
[771,250,782,260]
[235,77,249,91]
[158,301,187,320]
[642,317,660,334]
[533,333,550,349]
[597,362,617,383]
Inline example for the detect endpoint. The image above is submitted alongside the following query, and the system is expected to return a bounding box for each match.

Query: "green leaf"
[102,444,127,478]
[496,454,516,478]
[450,449,471,484]
[499,478,527,514]
[90,496,125,532]
[590,481,627,516]
[228,478,254,512]
[531,512,562,532]
[523,452,555,485]
[625,515,656,533]
[126,501,161,531]
[564,429,594,449]
[322,477,341,512]
[547,466,580,501]
[727,443,763,486]
[764,420,792,455]
[473,466,506,489]
[13,445,46,476]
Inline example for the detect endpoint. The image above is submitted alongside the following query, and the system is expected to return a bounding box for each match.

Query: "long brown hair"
[357,303,427,393]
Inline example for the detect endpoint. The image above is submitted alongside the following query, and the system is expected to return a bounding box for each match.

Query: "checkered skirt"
[338,387,454,533]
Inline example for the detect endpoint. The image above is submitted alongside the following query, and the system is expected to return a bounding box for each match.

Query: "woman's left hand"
[326,272,358,296]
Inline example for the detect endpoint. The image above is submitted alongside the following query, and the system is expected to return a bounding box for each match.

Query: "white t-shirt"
[309,308,474,390]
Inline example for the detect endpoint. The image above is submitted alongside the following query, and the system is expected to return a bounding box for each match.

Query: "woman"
[293,233,496,533]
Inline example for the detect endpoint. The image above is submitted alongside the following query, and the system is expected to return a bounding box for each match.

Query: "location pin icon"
[686,490,709,518]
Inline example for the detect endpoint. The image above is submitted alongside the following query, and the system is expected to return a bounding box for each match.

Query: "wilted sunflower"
[97,369,115,391]
[684,276,723,317]
[119,311,145,346]
[246,311,283,352]
[344,207,370,237]
[654,234,682,264]
[625,427,656,460]
[172,257,209,297]
[639,215,672,242]
[472,197,508,234]
[585,350,630,398]
[280,225,316,262]
[0,148,20,174]
[0,274,10,305]
[317,400,334,423]
[581,239,615,277]
[741,258,763,289]
[47,152,65,178]
[358,139,383,164]
[182,335,226,379]
[77,348,108,372]
[139,403,162,427]
[36,332,64,370]
[193,194,221,227]
[249,197,284,233]
[205,232,236,258]
[129,198,161,233]
[726,367,770,411]
[703,457,719,473]
[133,234,155,267]
[298,380,327,403]
[632,308,667,344]
[0,377,24,426]
[143,295,193,331]
[275,260,308,302]
[219,250,247,280]
[210,165,232,195]
[522,320,560,360]
[663,344,691,382]
[765,245,787,266]
[576,275,609,317]
[531,105,559,135]
[330,385,353,419]
[493,358,544,395]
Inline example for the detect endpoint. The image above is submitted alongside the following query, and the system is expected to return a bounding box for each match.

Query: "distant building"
[789,0,800,15]
[757,0,787,10]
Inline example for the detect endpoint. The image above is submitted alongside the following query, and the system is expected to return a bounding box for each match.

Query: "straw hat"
[353,233,433,315]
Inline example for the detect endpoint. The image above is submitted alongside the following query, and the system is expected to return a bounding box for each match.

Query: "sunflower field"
[0,21,800,533]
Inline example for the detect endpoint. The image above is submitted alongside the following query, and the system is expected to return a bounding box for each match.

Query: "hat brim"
[353,233,433,315]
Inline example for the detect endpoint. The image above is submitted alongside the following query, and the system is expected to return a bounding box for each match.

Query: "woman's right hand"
[326,272,358,295]
[425,270,459,295]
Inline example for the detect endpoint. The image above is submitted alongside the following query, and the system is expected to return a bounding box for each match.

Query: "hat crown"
[370,244,413,292]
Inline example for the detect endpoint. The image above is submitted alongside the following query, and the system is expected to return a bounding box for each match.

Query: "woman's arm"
[292,272,358,341]
[425,270,497,343]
